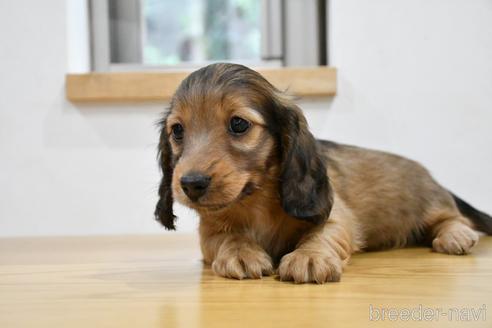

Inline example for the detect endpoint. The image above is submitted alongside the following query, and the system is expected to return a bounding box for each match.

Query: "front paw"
[278,249,342,284]
[212,244,273,280]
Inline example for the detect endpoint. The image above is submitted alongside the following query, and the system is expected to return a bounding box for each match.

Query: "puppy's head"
[155,63,332,230]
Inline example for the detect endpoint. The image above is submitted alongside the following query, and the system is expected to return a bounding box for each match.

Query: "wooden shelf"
[66,67,337,103]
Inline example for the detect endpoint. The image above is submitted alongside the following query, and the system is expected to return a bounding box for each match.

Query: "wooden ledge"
[66,67,336,103]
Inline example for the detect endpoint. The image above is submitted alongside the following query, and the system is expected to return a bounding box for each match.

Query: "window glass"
[143,0,261,65]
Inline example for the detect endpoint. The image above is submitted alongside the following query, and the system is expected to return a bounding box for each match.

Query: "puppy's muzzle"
[180,173,211,202]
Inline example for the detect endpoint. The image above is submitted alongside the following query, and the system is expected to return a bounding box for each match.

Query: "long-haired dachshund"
[155,63,492,283]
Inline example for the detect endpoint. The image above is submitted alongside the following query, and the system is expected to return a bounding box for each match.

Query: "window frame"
[88,0,329,72]
[66,0,336,103]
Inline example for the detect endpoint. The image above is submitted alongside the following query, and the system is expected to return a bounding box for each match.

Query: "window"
[89,0,328,71]
[142,0,263,66]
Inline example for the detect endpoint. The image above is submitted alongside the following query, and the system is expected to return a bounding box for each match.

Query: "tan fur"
[161,63,482,284]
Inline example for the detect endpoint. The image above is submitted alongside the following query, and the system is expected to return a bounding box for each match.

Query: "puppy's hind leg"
[428,210,479,255]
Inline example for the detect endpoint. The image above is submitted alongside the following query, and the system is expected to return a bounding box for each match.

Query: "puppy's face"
[155,63,333,230]
[166,92,275,211]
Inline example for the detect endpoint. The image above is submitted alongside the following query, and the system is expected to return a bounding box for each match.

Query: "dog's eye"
[171,123,184,141]
[229,116,250,135]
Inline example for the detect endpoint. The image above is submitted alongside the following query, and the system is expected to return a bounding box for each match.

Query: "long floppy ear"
[275,100,333,224]
[154,116,177,230]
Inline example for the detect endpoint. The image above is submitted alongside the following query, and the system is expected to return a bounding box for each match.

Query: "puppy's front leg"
[278,208,355,284]
[200,232,274,280]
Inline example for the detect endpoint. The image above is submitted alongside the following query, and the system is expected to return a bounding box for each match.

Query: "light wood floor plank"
[1,235,491,327]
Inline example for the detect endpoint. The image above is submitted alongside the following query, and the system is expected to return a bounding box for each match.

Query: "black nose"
[180,173,211,202]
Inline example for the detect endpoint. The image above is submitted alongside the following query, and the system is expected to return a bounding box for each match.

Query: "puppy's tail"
[450,192,492,235]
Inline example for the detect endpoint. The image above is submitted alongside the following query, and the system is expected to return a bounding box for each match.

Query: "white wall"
[325,0,492,211]
[0,0,174,236]
[0,0,491,237]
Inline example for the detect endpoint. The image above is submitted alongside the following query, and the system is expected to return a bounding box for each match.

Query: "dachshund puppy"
[155,63,492,283]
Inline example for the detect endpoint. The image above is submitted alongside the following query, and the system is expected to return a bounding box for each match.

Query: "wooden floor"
[1,235,491,328]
